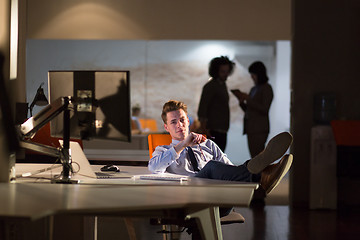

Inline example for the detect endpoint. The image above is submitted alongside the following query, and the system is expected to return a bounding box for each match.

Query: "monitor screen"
[48,71,131,142]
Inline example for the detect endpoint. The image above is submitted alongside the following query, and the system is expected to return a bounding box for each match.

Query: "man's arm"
[239,101,247,112]
[148,133,206,173]
[148,145,179,173]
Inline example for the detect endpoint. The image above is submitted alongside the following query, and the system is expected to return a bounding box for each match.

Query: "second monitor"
[48,71,131,142]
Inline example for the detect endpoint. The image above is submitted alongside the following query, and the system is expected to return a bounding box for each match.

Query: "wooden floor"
[224,205,359,240]
[98,205,359,240]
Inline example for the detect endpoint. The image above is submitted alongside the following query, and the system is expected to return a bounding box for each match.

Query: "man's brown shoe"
[247,132,293,174]
[260,154,293,195]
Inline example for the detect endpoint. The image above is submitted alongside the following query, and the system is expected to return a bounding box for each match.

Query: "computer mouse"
[100,164,120,172]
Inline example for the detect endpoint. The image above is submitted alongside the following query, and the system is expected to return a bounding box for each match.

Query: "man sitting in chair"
[148,100,293,216]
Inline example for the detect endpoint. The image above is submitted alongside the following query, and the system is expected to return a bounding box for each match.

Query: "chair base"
[220,210,245,225]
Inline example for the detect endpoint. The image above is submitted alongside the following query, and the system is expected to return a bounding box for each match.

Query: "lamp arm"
[20,97,70,139]
[19,141,61,158]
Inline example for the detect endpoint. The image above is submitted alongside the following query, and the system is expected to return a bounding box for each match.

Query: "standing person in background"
[197,56,235,152]
[232,61,273,158]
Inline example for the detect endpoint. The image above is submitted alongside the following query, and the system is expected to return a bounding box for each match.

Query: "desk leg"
[185,207,222,240]
[124,218,137,240]
[48,215,54,240]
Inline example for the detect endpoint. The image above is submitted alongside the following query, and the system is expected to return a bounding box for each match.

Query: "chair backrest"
[29,123,83,155]
[148,134,172,159]
[139,118,158,132]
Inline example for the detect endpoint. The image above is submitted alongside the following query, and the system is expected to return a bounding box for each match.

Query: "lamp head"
[34,86,48,106]
[29,83,48,116]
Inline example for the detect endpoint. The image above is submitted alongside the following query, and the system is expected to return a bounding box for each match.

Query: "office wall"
[26,40,291,164]
[20,0,292,124]
[26,0,291,40]
[291,0,360,207]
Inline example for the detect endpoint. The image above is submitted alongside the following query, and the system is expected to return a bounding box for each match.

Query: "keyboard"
[136,173,189,181]
[95,172,131,179]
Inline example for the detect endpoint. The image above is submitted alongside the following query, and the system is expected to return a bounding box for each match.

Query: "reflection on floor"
[264,174,289,205]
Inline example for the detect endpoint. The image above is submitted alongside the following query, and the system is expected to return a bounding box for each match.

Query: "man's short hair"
[161,100,188,123]
[208,56,235,79]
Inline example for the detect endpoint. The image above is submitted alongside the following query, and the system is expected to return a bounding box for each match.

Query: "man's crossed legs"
[195,132,293,195]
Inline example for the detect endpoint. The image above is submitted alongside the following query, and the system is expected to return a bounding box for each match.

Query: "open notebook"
[59,140,131,179]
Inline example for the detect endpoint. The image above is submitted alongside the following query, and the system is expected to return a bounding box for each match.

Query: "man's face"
[218,64,231,82]
[164,109,190,141]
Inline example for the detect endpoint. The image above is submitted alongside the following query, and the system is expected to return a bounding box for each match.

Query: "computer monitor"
[48,71,131,142]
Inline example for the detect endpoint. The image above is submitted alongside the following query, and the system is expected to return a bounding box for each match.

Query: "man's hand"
[231,89,242,100]
[174,132,206,153]
[231,89,249,103]
[185,132,207,147]
[239,92,249,102]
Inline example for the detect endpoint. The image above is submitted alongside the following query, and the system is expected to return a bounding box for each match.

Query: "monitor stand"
[52,101,79,184]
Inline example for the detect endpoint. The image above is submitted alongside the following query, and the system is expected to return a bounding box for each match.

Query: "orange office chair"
[30,122,83,148]
[147,134,244,239]
[139,118,158,132]
[26,122,83,160]
[148,133,172,159]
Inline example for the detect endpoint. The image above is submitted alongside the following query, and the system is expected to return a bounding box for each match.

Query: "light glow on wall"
[190,43,235,61]
[35,3,146,39]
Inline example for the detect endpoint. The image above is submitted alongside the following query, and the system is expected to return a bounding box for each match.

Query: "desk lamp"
[20,97,78,183]
[29,83,48,116]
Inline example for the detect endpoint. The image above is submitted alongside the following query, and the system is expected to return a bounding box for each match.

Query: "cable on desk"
[16,159,62,178]
[70,161,80,174]
[69,161,98,179]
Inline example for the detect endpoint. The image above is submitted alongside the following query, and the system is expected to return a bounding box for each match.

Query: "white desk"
[0,164,258,240]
